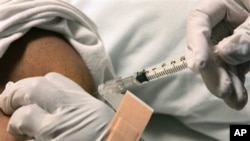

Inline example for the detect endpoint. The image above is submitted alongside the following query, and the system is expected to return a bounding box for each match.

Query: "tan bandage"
[103,91,153,141]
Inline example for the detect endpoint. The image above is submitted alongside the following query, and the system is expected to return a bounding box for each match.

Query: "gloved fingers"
[200,61,248,110]
[238,61,250,76]
[0,81,21,115]
[0,76,66,115]
[7,104,48,140]
[7,98,115,141]
[199,58,233,98]
[187,0,249,72]
[186,0,250,110]
[223,67,248,110]
[187,0,227,72]
[232,61,250,84]
[44,72,88,94]
[216,16,250,65]
[0,73,94,115]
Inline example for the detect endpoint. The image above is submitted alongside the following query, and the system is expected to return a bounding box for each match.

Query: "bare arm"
[0,28,96,140]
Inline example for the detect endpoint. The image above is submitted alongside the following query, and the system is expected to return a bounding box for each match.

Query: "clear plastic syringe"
[98,56,188,97]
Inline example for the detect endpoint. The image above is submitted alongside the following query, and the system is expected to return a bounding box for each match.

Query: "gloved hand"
[186,0,250,110]
[0,72,114,141]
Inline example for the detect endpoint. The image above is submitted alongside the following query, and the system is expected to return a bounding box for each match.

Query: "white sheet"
[69,0,250,140]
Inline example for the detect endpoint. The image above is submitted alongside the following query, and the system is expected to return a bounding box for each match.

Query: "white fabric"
[0,72,115,141]
[0,0,115,87]
[69,0,250,141]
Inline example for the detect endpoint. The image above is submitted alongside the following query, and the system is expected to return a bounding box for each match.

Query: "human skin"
[0,28,96,141]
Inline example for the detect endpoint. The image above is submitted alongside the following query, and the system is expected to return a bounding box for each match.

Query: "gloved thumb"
[223,66,248,110]
[217,15,250,65]
[7,104,48,140]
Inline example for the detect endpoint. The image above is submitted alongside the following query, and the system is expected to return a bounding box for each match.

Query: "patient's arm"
[0,111,17,141]
[0,28,96,140]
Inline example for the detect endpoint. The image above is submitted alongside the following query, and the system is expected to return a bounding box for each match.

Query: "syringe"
[98,56,188,97]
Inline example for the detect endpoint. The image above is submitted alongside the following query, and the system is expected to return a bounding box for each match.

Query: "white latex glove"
[187,0,250,110]
[0,72,115,141]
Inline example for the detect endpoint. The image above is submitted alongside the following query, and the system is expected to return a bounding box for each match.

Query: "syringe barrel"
[98,56,188,96]
[136,56,188,83]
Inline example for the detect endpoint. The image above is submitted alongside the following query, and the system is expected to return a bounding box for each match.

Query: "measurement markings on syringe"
[146,56,188,80]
